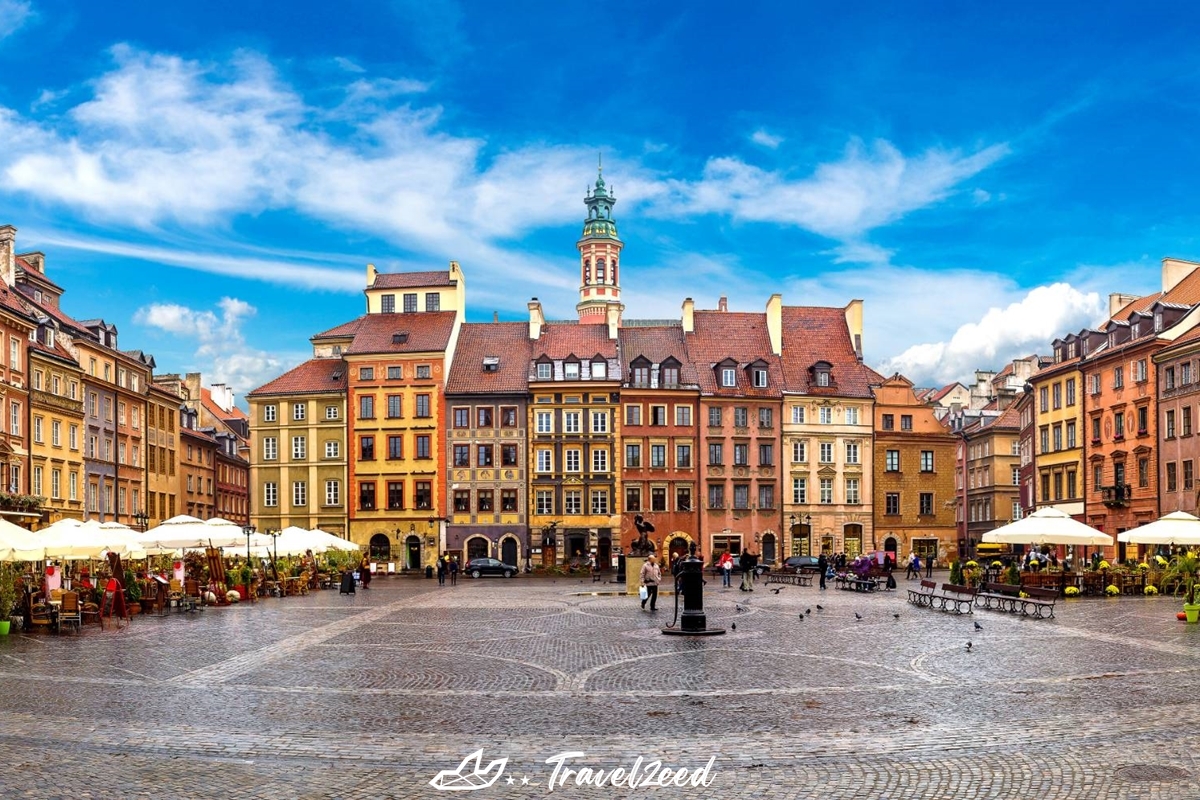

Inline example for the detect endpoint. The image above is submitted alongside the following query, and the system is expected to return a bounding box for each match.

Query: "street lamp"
[133,509,150,532]
[243,524,256,565]
[267,529,282,585]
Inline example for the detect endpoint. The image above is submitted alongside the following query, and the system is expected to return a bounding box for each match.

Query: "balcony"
[1100,483,1132,508]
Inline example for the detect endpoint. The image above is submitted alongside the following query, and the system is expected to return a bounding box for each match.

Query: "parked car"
[777,556,822,574]
[465,558,518,579]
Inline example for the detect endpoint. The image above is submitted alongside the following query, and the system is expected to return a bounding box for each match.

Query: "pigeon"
[816,604,824,611]
[974,621,983,631]
[797,614,804,620]
[966,641,973,652]
[893,613,901,620]
[805,608,811,615]
[854,612,863,620]
[771,587,784,594]
[736,604,745,613]
[731,622,737,631]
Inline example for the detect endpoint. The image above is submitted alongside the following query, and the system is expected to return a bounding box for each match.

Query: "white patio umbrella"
[1117,511,1200,546]
[42,519,148,560]
[983,507,1114,547]
[305,528,361,553]
[140,515,263,550]
[0,518,44,561]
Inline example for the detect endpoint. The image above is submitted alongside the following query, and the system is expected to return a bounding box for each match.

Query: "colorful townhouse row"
[248,170,962,570]
[0,225,251,533]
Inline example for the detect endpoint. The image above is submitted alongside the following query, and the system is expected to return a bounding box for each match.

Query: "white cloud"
[134,298,289,393]
[825,241,895,267]
[972,188,992,205]
[332,56,366,73]
[874,282,1107,385]
[0,0,32,42]
[750,129,783,149]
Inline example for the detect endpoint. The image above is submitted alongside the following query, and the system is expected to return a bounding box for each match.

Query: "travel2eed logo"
[429,750,717,792]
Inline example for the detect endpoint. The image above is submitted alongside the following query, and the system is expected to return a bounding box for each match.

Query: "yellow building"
[247,359,348,536]
[146,383,179,527]
[28,323,85,524]
[1030,339,1085,518]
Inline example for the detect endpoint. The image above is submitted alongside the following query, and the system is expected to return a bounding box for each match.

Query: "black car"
[777,556,822,574]
[465,558,518,579]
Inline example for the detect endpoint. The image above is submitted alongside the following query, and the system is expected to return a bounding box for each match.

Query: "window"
[591,411,608,433]
[477,444,494,467]
[1135,359,1148,382]
[501,489,518,512]
[387,365,402,380]
[791,406,805,424]
[625,405,642,426]
[708,484,725,509]
[536,362,552,380]
[920,450,934,472]
[381,294,395,313]
[631,365,650,386]
[709,407,722,427]
[387,395,402,418]
[453,489,470,513]
[676,444,692,468]
[1067,471,1077,499]
[676,406,692,426]
[819,407,832,424]
[1093,464,1102,490]
[292,481,307,507]
[676,486,692,512]
[625,486,641,511]
[819,478,833,504]
[845,407,859,425]
[33,416,42,444]
[1053,425,1062,451]
[733,443,749,466]
[818,442,833,463]
[477,407,494,428]
[662,366,679,387]
[886,450,900,471]
[51,469,60,499]
[1113,366,1124,389]
[388,435,403,459]
[325,480,340,506]
[845,442,859,464]
[1052,383,1062,409]
[1186,460,1195,491]
[536,490,554,515]
[357,482,377,511]
[564,362,580,380]
[51,420,60,447]
[453,444,471,467]
[721,368,736,387]
[1114,412,1125,439]
[1039,387,1049,412]
[708,443,724,465]
[264,482,278,507]
[358,367,374,381]
[261,434,274,460]
[1066,420,1076,448]
[453,407,470,429]
[900,414,913,431]
[415,481,432,509]
[1091,417,1101,442]
[1167,461,1178,492]
[416,365,431,379]
[590,490,609,515]
[360,436,374,460]
[593,449,609,472]
[359,395,375,418]
[592,361,606,379]
[477,490,493,512]
[758,407,772,428]
[565,449,581,472]
[753,368,768,388]
[651,487,667,512]
[1137,405,1148,434]
[1185,362,1195,384]
[792,441,807,463]
[415,394,430,418]
[733,407,748,427]
[537,450,552,472]
[919,492,933,515]
[881,414,894,431]
[415,435,431,458]
[885,493,900,515]
[625,444,641,468]
[501,407,517,427]
[1167,410,1177,438]
[733,484,750,509]
[1066,378,1076,406]
[792,478,807,504]
[651,445,666,468]
[564,411,581,433]
[387,482,404,510]
[326,405,340,420]
[1011,465,1020,485]
[9,402,18,436]
[536,411,553,433]
[1138,457,1149,488]
[1186,407,1194,437]
[426,293,440,312]
[291,436,306,460]
[758,484,774,509]
[846,478,860,504]
[402,293,418,312]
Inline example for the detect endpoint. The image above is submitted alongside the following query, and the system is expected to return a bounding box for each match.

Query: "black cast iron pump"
[663,541,725,637]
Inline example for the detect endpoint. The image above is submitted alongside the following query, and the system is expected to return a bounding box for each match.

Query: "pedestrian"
[904,552,916,580]
[640,554,661,612]
[436,556,447,586]
[925,553,934,579]
[911,553,921,580]
[360,553,372,590]
[739,549,756,592]
[817,552,828,590]
[720,551,733,588]
[449,556,459,586]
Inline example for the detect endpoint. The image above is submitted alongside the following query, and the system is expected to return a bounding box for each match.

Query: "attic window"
[564,361,580,380]
[1155,312,1163,332]
[815,371,830,387]
[392,333,408,345]
[482,357,500,372]
[331,371,343,381]
[592,361,607,379]
[753,368,768,388]
[721,367,736,387]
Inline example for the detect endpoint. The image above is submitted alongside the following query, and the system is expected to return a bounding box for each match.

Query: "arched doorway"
[466,536,489,561]
[883,536,898,560]
[597,536,611,571]
[844,524,864,559]
[405,535,422,570]
[501,537,518,566]
[565,532,587,561]
[761,533,777,564]
[369,534,391,562]
[668,536,688,561]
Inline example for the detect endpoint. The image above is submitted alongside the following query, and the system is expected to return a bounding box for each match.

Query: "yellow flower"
[1105,584,1120,596]
[1098,560,1111,570]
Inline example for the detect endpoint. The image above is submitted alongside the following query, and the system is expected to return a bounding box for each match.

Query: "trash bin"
[425,565,434,579]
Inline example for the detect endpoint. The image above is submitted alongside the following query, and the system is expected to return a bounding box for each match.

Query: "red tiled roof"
[180,425,217,444]
[1163,324,1200,352]
[991,403,1021,429]
[1110,267,1200,325]
[15,257,63,292]
[14,283,83,332]
[445,322,531,394]
[201,388,249,421]
[930,383,965,403]
[618,326,699,386]
[248,358,347,397]
[778,306,881,398]
[311,317,363,340]
[370,270,455,289]
[344,311,457,355]
[532,323,618,360]
[28,334,77,366]
[685,310,783,398]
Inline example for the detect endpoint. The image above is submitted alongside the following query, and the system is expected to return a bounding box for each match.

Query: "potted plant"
[124,569,142,615]
[1160,552,1200,623]
[0,564,17,635]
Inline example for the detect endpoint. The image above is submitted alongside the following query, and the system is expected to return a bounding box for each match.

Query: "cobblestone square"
[3,576,1199,799]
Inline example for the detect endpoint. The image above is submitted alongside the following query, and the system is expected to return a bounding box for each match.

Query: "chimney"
[682,298,694,333]
[366,263,377,288]
[528,298,544,340]
[844,299,864,359]
[449,260,461,280]
[766,293,782,356]
[17,251,44,274]
[1162,257,1200,294]
[718,296,728,312]
[606,303,620,340]
[1108,292,1139,317]
[492,311,499,323]
[0,225,15,288]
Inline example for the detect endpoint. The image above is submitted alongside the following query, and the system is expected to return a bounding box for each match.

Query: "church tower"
[575,161,624,325]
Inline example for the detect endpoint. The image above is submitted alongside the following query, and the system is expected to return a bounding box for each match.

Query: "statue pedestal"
[625,556,645,596]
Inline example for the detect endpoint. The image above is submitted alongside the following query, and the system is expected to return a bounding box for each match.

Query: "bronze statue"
[629,515,657,557]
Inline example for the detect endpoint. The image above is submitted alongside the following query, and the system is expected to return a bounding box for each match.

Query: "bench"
[976,582,1022,613]
[907,579,938,607]
[930,583,976,614]
[836,575,879,592]
[766,573,813,587]
[1019,586,1059,619]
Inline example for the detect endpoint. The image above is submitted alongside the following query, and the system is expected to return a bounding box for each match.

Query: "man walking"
[739,549,756,592]
[925,553,934,579]
[817,552,828,590]
[640,554,661,612]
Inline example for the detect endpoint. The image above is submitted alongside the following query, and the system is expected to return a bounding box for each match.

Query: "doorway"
[467,537,489,561]
[597,536,611,570]
[369,533,391,562]
[761,533,776,564]
[405,535,421,570]
[501,537,518,566]
[845,524,864,558]
[565,533,587,561]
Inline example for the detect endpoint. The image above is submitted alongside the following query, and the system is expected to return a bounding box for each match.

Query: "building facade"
[1030,340,1085,519]
[146,383,179,527]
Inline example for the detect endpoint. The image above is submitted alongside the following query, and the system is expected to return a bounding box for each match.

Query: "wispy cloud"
[0,0,32,43]
[750,128,783,149]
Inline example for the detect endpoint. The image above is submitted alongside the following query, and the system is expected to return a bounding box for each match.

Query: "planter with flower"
[1064,586,1081,598]
[1144,585,1159,596]
[0,564,17,635]
[962,560,981,587]
[1160,552,1200,623]
[1104,584,1120,597]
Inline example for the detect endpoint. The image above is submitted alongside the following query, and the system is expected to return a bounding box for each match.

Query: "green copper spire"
[582,156,618,239]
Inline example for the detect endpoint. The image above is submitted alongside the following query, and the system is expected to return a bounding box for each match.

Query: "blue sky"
[2,1,1200,395]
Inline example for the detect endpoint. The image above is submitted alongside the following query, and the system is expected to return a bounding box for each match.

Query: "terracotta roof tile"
[311,317,364,340]
[370,270,455,289]
[16,257,63,292]
[930,383,965,403]
[778,306,881,398]
[532,323,618,360]
[248,358,347,397]
[343,312,457,355]
[685,310,783,398]
[445,322,531,395]
[201,388,249,421]
[618,326,699,386]
[992,403,1022,429]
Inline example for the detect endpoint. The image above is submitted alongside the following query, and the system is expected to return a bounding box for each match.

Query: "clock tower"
[576,161,624,325]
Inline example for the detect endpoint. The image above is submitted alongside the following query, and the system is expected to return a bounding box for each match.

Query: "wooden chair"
[183,578,201,612]
[58,591,81,633]
[81,600,103,630]
[49,588,63,602]
[29,593,54,631]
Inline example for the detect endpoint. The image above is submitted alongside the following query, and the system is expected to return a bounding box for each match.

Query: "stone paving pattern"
[2,574,1200,799]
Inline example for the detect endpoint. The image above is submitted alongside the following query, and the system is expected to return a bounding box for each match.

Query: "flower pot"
[1184,603,1200,624]
[0,619,9,635]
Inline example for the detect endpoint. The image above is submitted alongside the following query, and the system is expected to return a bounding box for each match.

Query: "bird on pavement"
[966,641,973,652]
[797,613,804,620]
[854,612,863,620]
[731,622,737,631]
[736,604,745,612]
[974,621,983,631]
[771,587,784,594]
[805,608,811,615]
[816,604,824,611]
[893,613,901,620]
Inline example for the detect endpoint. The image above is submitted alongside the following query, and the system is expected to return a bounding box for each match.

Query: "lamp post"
[243,524,256,565]
[267,529,282,586]
[133,509,150,532]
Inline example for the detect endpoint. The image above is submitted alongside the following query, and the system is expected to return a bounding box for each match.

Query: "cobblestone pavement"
[3,575,1200,799]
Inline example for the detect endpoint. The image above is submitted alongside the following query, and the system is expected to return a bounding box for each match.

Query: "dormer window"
[631,358,651,387]
[482,357,500,373]
[753,368,768,388]
[536,362,552,380]
[815,371,830,387]
[592,360,607,379]
[564,361,580,380]
[1155,312,1163,332]
[662,365,679,387]
[721,368,736,387]
[1132,321,1140,338]
[392,333,408,345]
[46,328,54,348]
